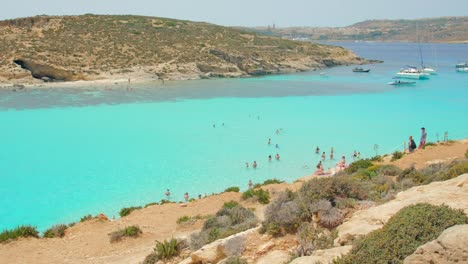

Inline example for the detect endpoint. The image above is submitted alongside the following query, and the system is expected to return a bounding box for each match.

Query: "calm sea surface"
[0,42,467,231]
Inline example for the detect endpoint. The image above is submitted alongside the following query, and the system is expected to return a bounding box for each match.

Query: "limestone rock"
[335,174,468,246]
[403,225,468,264]
[255,250,290,264]
[290,246,352,264]
[256,241,275,254]
[188,227,259,264]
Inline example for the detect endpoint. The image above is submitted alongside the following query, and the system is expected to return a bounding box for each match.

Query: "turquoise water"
[0,42,467,231]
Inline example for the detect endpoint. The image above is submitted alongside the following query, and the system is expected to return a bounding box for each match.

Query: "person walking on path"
[419,127,427,149]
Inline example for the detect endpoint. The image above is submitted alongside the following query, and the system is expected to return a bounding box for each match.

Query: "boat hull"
[395,73,426,79]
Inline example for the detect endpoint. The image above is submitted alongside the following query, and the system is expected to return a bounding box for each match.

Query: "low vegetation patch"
[190,204,257,250]
[391,151,404,161]
[109,225,142,243]
[242,189,270,204]
[224,186,240,192]
[143,238,186,264]
[335,203,468,264]
[253,178,284,188]
[119,206,142,217]
[223,200,240,209]
[0,225,39,243]
[345,159,374,174]
[144,202,158,208]
[80,214,93,222]
[43,224,68,238]
[224,256,248,264]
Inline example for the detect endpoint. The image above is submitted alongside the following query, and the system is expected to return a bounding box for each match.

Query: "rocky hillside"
[0,15,364,83]
[248,16,468,43]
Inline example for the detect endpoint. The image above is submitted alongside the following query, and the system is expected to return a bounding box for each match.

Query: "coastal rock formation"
[0,15,365,84]
[335,173,468,246]
[403,225,468,264]
[186,227,259,264]
[290,246,352,264]
[13,59,85,81]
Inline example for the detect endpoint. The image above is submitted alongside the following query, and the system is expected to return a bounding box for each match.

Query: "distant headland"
[0,14,366,85]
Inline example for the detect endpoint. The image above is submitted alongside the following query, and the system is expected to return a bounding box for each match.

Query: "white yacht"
[456,62,468,72]
[395,67,430,79]
[422,66,437,75]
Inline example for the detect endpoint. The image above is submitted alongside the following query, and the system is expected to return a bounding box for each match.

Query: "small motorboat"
[456,62,468,72]
[388,80,416,86]
[352,67,370,73]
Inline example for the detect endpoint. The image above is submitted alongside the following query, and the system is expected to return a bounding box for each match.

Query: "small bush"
[465,149,468,159]
[144,202,158,208]
[223,200,240,209]
[80,214,93,222]
[224,256,248,264]
[345,159,374,174]
[253,178,285,188]
[263,191,301,236]
[0,225,39,243]
[225,186,240,192]
[155,238,180,259]
[177,215,191,224]
[109,225,142,243]
[335,203,468,264]
[43,224,68,238]
[391,151,404,161]
[370,155,383,162]
[424,142,437,148]
[190,205,257,250]
[353,168,377,181]
[296,223,336,256]
[433,161,468,182]
[318,207,344,228]
[242,189,270,204]
[376,165,402,176]
[119,206,142,217]
[398,168,427,184]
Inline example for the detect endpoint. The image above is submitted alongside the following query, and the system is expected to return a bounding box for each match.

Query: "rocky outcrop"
[255,250,290,264]
[184,227,259,264]
[335,174,468,246]
[290,246,352,264]
[403,225,468,264]
[13,59,85,82]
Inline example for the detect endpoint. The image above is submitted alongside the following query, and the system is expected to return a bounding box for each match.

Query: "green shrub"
[144,202,158,208]
[155,238,180,259]
[335,203,468,264]
[224,186,240,192]
[370,155,383,162]
[119,206,142,217]
[253,178,285,188]
[224,256,248,264]
[223,200,240,209]
[434,161,468,181]
[391,151,404,161]
[190,205,257,249]
[397,168,427,184]
[298,176,368,201]
[0,225,39,243]
[80,214,93,222]
[242,189,270,204]
[345,159,374,174]
[465,149,468,159]
[296,223,336,256]
[43,224,68,238]
[424,142,437,148]
[177,215,191,224]
[109,225,142,243]
[353,168,377,181]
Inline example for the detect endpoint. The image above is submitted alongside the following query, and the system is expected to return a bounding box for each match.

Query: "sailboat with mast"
[419,25,437,75]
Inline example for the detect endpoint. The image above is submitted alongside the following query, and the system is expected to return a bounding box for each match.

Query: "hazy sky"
[2,0,467,27]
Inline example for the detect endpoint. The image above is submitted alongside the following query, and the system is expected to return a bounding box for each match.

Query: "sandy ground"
[0,140,466,264]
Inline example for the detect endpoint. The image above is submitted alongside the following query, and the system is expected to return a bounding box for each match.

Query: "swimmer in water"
[268,138,271,145]
[253,161,257,169]
[330,147,334,160]
[165,189,171,198]
[268,155,272,162]
[315,146,320,154]
[245,162,249,168]
[275,153,280,160]
[275,144,279,149]
[184,192,189,202]
[321,152,326,161]
[248,180,253,189]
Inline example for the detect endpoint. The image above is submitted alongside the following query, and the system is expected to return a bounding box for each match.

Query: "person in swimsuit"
[330,147,334,160]
[184,192,189,202]
[275,153,280,160]
[321,152,326,160]
[268,155,272,162]
[419,127,427,149]
[315,146,320,154]
[253,161,257,169]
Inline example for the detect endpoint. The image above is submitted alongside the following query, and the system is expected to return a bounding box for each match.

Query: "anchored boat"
[352,67,370,73]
